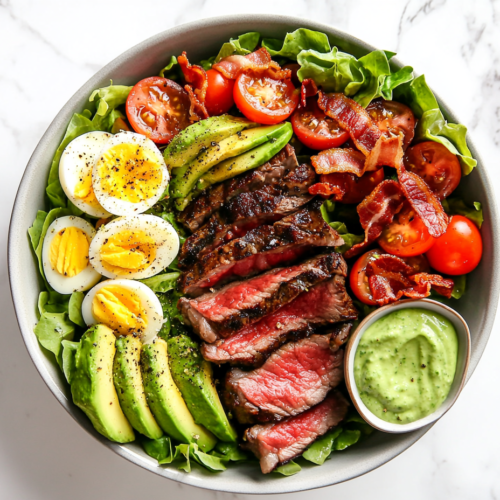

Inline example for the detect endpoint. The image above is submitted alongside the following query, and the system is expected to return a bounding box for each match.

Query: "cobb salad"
[28,28,483,476]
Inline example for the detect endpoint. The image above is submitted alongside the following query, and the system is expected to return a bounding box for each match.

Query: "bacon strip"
[308,182,346,200]
[300,78,319,107]
[317,92,382,155]
[365,135,404,171]
[311,148,366,176]
[366,254,454,305]
[397,166,449,238]
[344,180,405,259]
[178,52,209,121]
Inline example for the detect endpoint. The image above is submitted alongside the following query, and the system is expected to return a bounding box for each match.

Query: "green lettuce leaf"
[159,55,183,81]
[88,83,132,131]
[34,311,75,366]
[139,272,180,293]
[328,221,363,254]
[451,275,466,299]
[38,291,70,314]
[28,211,47,251]
[213,442,249,462]
[68,292,86,327]
[274,460,301,476]
[157,289,189,340]
[415,108,476,175]
[442,198,483,228]
[393,74,438,118]
[334,429,362,451]
[302,427,343,465]
[141,435,175,464]
[215,32,260,62]
[61,339,79,384]
[262,28,330,60]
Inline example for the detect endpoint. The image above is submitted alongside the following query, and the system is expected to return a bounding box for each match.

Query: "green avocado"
[169,124,286,203]
[167,335,238,443]
[163,115,256,169]
[71,325,135,443]
[198,121,293,190]
[113,336,163,440]
[141,338,217,452]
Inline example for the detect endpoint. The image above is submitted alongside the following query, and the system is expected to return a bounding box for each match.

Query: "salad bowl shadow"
[8,14,500,494]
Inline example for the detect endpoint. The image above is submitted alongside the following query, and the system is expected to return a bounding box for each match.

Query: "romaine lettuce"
[138,272,180,293]
[262,28,330,60]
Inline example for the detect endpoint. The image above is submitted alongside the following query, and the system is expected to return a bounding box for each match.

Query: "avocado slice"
[169,124,286,202]
[71,325,135,443]
[168,335,238,443]
[113,336,163,440]
[141,338,217,452]
[198,121,293,190]
[163,115,256,169]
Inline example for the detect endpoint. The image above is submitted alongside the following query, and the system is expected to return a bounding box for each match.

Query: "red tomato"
[404,141,462,200]
[205,69,235,116]
[378,202,435,257]
[350,249,381,305]
[426,215,482,275]
[233,72,299,124]
[319,169,385,205]
[366,99,416,150]
[291,99,350,150]
[126,77,191,144]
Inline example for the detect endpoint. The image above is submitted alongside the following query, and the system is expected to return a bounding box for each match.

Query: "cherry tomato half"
[426,215,482,275]
[366,99,416,150]
[126,77,191,144]
[319,168,385,205]
[205,69,235,116]
[350,249,381,305]
[292,99,350,150]
[233,72,299,124]
[378,202,435,257]
[404,141,462,200]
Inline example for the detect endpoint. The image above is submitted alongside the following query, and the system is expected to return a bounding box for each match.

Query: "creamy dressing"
[354,308,458,424]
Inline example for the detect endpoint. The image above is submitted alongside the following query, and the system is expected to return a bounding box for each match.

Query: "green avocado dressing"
[354,308,458,424]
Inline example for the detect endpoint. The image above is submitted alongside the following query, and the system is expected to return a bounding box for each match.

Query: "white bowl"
[8,14,500,494]
[345,299,471,433]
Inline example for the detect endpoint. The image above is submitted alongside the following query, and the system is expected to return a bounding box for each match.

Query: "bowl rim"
[344,298,471,433]
[7,13,500,494]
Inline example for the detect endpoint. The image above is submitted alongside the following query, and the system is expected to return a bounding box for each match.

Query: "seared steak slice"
[201,276,357,363]
[178,144,302,232]
[244,391,349,474]
[178,185,313,269]
[179,200,343,297]
[179,252,347,342]
[224,333,345,424]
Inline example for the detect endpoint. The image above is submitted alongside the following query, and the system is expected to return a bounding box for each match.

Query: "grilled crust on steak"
[179,252,348,342]
[201,276,358,364]
[224,334,345,424]
[178,144,302,232]
[243,391,349,474]
[178,186,314,269]
[179,200,344,297]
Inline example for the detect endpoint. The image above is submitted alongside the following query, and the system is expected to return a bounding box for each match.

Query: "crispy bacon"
[308,182,346,200]
[397,166,449,238]
[365,135,404,171]
[366,254,454,305]
[311,148,366,176]
[178,52,209,121]
[317,92,382,155]
[344,180,405,259]
[300,78,319,107]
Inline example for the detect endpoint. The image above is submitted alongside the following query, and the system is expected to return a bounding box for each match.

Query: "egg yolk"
[92,285,148,335]
[49,227,90,277]
[99,229,157,275]
[96,143,163,203]
[74,172,101,209]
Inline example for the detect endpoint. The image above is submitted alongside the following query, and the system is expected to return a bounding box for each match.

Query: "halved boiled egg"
[59,131,112,218]
[89,214,179,279]
[81,279,163,344]
[42,216,101,294]
[92,132,169,216]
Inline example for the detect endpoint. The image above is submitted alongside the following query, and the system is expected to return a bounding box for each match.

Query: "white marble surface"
[2,0,500,498]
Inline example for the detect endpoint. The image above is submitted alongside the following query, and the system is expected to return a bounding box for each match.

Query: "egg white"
[92,132,169,216]
[59,131,112,218]
[42,216,101,294]
[88,214,179,280]
[81,279,163,344]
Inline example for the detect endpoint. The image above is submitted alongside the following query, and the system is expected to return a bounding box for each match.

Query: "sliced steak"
[179,200,343,297]
[179,252,347,342]
[201,276,357,364]
[178,185,313,269]
[178,144,303,232]
[244,391,349,473]
[224,333,345,424]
